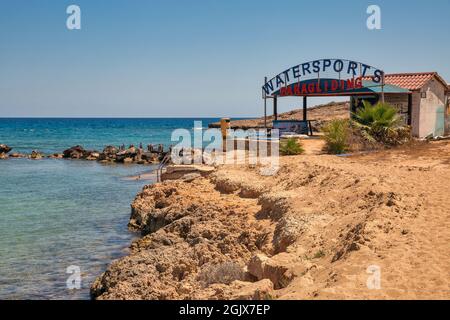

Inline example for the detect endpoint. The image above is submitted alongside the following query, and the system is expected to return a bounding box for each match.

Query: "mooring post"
[220,118,230,152]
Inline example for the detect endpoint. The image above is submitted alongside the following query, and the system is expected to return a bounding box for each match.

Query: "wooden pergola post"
[273,96,278,120]
[303,96,307,121]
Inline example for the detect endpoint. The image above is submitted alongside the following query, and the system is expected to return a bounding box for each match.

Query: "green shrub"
[353,101,410,145]
[280,138,304,156]
[322,119,350,154]
[354,101,400,129]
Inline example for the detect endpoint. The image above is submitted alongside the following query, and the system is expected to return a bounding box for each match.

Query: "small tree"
[354,101,400,128]
[280,138,304,156]
[322,119,350,154]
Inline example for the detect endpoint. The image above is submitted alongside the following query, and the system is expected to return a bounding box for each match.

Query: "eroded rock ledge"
[91,177,276,300]
[91,141,450,300]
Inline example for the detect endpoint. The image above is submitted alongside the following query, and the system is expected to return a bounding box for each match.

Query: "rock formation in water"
[63,145,88,159]
[29,150,43,160]
[0,143,164,164]
[0,144,12,154]
[0,144,12,159]
[61,145,162,164]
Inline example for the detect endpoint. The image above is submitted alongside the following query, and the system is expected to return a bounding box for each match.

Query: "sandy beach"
[91,139,450,300]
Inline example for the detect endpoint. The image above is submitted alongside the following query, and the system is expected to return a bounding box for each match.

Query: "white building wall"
[445,89,450,135]
[417,79,446,138]
[410,92,421,137]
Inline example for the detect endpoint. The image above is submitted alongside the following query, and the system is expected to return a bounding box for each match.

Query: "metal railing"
[156,153,171,182]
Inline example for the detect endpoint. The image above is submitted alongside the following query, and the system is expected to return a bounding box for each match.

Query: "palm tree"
[352,101,404,144]
[354,100,400,129]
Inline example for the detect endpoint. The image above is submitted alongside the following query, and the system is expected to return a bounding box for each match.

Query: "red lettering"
[316,81,322,93]
[347,78,355,90]
[331,80,339,91]
[301,84,308,94]
[308,83,315,94]
[285,86,293,96]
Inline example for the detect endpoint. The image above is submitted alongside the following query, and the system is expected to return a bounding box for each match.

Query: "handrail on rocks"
[156,153,171,182]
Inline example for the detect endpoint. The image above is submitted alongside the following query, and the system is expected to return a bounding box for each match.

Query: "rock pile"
[0,144,12,159]
[61,145,165,164]
[0,143,166,165]
[0,144,12,154]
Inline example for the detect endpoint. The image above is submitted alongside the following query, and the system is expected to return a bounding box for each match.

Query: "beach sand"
[92,140,450,300]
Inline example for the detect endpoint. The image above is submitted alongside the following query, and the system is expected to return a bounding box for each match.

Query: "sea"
[0,118,221,300]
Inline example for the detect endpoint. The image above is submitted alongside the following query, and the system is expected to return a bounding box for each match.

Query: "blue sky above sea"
[0,0,449,117]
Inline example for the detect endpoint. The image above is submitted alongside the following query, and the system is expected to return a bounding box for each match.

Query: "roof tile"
[384,73,435,90]
[363,72,446,91]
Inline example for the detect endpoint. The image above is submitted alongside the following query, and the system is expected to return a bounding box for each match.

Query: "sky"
[0,0,449,117]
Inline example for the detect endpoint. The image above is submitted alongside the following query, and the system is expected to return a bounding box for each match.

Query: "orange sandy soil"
[92,140,450,300]
[218,140,450,299]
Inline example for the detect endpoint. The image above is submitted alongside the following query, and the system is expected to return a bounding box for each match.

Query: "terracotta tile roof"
[364,72,448,91]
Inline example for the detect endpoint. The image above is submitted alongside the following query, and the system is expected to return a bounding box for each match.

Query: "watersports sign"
[262,59,384,97]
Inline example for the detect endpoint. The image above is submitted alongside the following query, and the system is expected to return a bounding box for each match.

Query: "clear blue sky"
[0,0,449,117]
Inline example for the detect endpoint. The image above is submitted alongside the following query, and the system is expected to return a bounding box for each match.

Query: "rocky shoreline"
[91,172,277,300]
[0,143,168,164]
[91,140,450,300]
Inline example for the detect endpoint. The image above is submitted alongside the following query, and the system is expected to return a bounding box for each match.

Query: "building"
[355,72,449,138]
[263,60,450,138]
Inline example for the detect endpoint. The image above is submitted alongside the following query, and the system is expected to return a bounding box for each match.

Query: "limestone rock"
[0,144,12,154]
[248,254,270,280]
[48,153,63,159]
[228,279,275,300]
[9,153,26,158]
[29,150,43,160]
[92,179,271,300]
[85,152,100,161]
[63,145,86,159]
[116,147,137,162]
[102,145,118,155]
[247,253,298,289]
[123,157,133,164]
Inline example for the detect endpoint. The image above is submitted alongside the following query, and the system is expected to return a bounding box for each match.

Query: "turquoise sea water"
[0,118,219,154]
[0,118,220,299]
